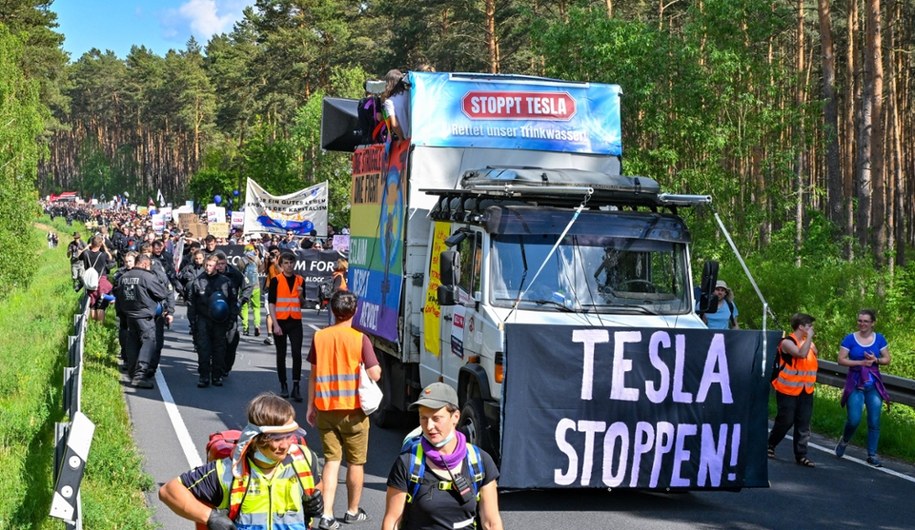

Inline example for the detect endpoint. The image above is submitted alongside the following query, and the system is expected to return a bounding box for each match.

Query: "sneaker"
[254,327,261,337]
[242,329,250,336]
[343,508,368,524]
[866,456,883,467]
[197,377,210,388]
[835,438,848,458]
[318,516,341,530]
[131,377,154,389]
[767,446,776,459]
[212,377,223,387]
[264,336,274,345]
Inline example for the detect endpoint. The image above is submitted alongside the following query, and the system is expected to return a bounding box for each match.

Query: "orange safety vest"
[275,274,303,320]
[267,262,280,284]
[332,271,348,291]
[771,332,818,395]
[312,323,364,411]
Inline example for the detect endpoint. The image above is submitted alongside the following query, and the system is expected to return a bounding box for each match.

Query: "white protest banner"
[151,213,165,233]
[332,234,350,253]
[206,204,227,224]
[231,210,245,228]
[243,178,328,236]
[160,206,173,222]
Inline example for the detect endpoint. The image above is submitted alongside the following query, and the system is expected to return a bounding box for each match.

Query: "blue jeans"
[842,386,883,456]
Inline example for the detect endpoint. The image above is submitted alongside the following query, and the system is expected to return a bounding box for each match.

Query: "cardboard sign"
[178,213,197,231]
[208,222,230,239]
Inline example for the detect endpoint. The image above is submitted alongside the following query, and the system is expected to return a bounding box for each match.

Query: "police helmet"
[208,292,230,322]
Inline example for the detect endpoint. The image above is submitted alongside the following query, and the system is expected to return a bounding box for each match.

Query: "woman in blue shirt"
[834,309,892,467]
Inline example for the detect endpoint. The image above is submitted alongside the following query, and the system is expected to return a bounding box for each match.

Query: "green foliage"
[0,25,43,296]
[0,225,79,529]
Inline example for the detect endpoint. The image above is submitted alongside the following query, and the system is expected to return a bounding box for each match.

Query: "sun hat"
[715,280,730,292]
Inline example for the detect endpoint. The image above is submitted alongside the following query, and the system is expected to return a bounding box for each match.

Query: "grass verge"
[0,220,154,530]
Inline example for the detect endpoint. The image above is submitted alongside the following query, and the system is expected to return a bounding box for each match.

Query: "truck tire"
[371,354,407,428]
[458,398,490,455]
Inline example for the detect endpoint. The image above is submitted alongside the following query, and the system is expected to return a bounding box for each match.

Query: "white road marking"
[155,370,202,468]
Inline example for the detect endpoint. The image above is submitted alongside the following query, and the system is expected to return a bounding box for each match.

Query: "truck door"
[428,228,482,388]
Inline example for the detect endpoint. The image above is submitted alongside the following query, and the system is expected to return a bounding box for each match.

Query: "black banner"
[216,245,343,302]
[500,326,777,490]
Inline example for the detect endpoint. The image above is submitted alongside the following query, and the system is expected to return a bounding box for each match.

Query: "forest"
[3,0,915,367]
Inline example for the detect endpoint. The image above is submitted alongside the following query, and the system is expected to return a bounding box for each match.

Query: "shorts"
[316,409,369,464]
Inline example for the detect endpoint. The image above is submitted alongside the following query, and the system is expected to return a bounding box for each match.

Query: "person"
[327,259,348,325]
[179,249,206,339]
[767,313,818,467]
[381,383,502,530]
[702,280,739,329]
[382,69,411,140]
[67,231,86,291]
[113,251,139,373]
[240,246,263,337]
[81,235,114,321]
[140,242,175,376]
[113,254,171,388]
[216,251,248,376]
[835,309,892,467]
[159,393,325,530]
[306,291,381,529]
[189,254,235,388]
[263,245,281,346]
[268,252,305,400]
[279,230,298,251]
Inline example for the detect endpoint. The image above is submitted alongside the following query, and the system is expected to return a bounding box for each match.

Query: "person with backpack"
[67,231,86,291]
[159,392,325,530]
[240,246,263,337]
[381,69,411,140]
[381,383,502,530]
[81,235,114,321]
[767,313,818,467]
[701,280,739,329]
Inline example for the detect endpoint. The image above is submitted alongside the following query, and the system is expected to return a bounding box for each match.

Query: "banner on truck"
[422,221,451,356]
[498,326,776,490]
[243,178,328,236]
[349,142,408,343]
[409,72,622,156]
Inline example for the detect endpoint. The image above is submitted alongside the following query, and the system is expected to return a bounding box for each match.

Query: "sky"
[54,0,255,61]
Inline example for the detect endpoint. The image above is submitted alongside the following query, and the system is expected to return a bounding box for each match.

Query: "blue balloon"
[233,189,240,196]
[214,194,222,205]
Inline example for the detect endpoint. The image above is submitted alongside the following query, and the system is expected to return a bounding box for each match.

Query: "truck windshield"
[489,234,690,314]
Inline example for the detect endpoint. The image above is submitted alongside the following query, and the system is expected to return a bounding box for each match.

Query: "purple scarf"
[421,430,467,470]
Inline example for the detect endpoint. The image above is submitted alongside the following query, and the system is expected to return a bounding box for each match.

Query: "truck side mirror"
[438,249,459,306]
[698,260,719,314]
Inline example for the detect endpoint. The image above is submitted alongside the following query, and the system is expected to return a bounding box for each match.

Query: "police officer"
[215,251,250,376]
[190,253,235,388]
[114,254,172,388]
[179,249,206,339]
[140,242,175,377]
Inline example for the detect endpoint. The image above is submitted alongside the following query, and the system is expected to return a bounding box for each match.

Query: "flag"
[157,188,165,206]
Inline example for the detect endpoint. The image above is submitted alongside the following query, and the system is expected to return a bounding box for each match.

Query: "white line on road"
[806,440,915,482]
[155,370,203,469]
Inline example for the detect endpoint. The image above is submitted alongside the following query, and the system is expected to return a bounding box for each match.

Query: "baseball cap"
[409,382,458,411]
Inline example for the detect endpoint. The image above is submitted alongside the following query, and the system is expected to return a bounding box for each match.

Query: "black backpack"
[357,95,385,144]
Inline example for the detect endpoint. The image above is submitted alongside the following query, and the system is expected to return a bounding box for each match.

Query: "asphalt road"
[124,305,915,529]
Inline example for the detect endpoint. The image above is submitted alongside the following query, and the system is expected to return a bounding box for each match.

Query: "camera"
[365,79,385,95]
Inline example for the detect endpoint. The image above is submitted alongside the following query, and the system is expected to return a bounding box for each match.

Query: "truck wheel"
[458,398,490,454]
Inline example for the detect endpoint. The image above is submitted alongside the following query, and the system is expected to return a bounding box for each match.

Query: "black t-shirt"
[80,249,110,275]
[386,445,499,530]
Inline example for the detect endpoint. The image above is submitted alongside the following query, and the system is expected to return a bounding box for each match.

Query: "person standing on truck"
[767,313,818,467]
[382,69,411,140]
[702,280,739,329]
[835,309,891,467]
[381,383,503,530]
[269,251,305,400]
[159,392,325,530]
[306,291,381,529]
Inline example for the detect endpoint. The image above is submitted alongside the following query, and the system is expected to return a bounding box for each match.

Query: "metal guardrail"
[818,359,915,408]
[50,295,96,530]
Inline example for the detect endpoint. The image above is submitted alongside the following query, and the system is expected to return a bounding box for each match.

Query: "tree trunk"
[865,0,885,268]
[843,0,858,259]
[794,0,806,267]
[817,0,843,228]
[485,0,498,73]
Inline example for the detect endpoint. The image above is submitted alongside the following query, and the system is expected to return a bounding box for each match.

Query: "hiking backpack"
[400,434,485,504]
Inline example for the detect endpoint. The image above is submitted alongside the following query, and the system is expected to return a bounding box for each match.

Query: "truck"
[322,72,775,490]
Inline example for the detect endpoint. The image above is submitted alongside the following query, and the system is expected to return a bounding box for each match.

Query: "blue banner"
[409,72,622,155]
[499,326,776,490]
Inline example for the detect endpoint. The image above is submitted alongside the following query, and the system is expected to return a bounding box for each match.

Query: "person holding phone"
[835,309,892,467]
